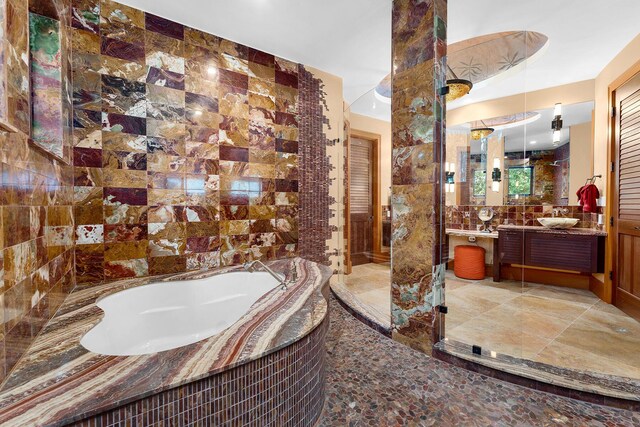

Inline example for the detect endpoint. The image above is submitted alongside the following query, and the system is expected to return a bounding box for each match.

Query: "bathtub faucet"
[243,260,290,290]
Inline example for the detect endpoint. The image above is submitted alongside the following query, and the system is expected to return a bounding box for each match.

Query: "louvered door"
[614,71,640,320]
[350,138,373,266]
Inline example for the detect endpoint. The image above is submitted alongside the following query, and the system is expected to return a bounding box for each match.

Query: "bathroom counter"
[446,228,499,239]
[497,224,607,236]
[0,258,332,427]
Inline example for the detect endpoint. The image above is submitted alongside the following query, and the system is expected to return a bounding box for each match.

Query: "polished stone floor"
[335,263,391,328]
[336,263,640,380]
[319,296,640,426]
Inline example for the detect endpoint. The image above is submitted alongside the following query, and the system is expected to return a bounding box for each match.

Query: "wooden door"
[350,138,373,266]
[613,71,640,320]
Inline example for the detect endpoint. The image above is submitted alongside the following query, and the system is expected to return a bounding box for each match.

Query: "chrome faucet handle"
[290,265,298,283]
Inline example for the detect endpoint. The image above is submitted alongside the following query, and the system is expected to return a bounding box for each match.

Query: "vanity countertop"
[497,224,607,237]
[446,228,499,239]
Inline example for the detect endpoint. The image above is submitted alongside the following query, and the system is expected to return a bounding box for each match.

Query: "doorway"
[611,69,640,321]
[350,137,374,266]
[344,129,385,273]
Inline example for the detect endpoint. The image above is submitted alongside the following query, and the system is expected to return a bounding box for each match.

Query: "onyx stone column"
[391,0,447,352]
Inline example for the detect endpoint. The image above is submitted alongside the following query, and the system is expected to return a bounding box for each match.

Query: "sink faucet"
[552,208,569,218]
[243,260,291,290]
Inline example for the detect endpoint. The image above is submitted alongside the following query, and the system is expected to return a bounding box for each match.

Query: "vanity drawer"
[524,232,601,273]
[498,230,524,264]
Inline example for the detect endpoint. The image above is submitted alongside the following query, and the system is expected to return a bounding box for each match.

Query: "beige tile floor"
[342,263,640,380]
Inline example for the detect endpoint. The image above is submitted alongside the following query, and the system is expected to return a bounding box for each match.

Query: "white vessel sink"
[537,218,579,229]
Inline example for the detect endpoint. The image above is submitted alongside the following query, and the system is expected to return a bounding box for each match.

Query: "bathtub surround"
[73,319,327,427]
[0,0,75,383]
[70,0,339,284]
[390,0,447,352]
[0,258,330,426]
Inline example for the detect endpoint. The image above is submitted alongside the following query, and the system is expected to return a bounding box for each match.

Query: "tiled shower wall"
[0,0,75,382]
[71,0,333,283]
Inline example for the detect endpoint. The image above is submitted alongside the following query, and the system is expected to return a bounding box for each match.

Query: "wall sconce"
[491,157,501,192]
[551,103,563,145]
[445,162,455,193]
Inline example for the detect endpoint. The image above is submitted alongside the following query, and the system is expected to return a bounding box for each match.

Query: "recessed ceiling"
[447,31,548,89]
[117,0,639,122]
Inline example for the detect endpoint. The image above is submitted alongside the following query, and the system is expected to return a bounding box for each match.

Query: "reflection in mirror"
[446,101,595,209]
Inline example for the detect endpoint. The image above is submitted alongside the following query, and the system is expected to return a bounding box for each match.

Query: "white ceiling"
[117,0,392,105]
[118,0,639,121]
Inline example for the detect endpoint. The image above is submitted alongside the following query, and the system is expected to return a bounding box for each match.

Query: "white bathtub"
[81,271,281,356]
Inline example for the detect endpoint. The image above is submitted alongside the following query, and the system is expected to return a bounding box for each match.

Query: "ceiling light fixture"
[207,66,217,75]
[470,127,494,140]
[443,65,473,102]
[445,79,473,102]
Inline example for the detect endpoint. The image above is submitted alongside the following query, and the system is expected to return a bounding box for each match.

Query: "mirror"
[446,100,595,207]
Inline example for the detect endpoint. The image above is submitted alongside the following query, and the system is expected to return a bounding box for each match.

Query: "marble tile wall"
[390,0,447,353]
[0,0,336,383]
[0,0,75,383]
[71,0,306,283]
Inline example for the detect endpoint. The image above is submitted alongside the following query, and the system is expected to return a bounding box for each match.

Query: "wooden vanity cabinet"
[498,229,605,275]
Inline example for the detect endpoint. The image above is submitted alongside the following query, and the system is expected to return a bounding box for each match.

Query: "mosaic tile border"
[297,66,336,266]
[72,317,328,427]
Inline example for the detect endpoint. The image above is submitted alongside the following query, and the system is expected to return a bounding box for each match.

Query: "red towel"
[576,184,600,213]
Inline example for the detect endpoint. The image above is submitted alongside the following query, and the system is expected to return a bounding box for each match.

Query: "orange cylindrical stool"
[454,245,486,280]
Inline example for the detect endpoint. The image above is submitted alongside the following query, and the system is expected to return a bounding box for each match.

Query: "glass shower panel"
[440,29,530,361]
[339,86,392,329]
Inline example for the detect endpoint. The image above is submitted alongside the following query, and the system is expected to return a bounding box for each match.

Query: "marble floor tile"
[480,303,575,340]
[534,340,640,379]
[333,263,640,381]
[447,281,524,303]
[503,295,591,321]
[554,318,640,369]
[445,289,503,319]
[447,316,553,359]
[525,284,601,305]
